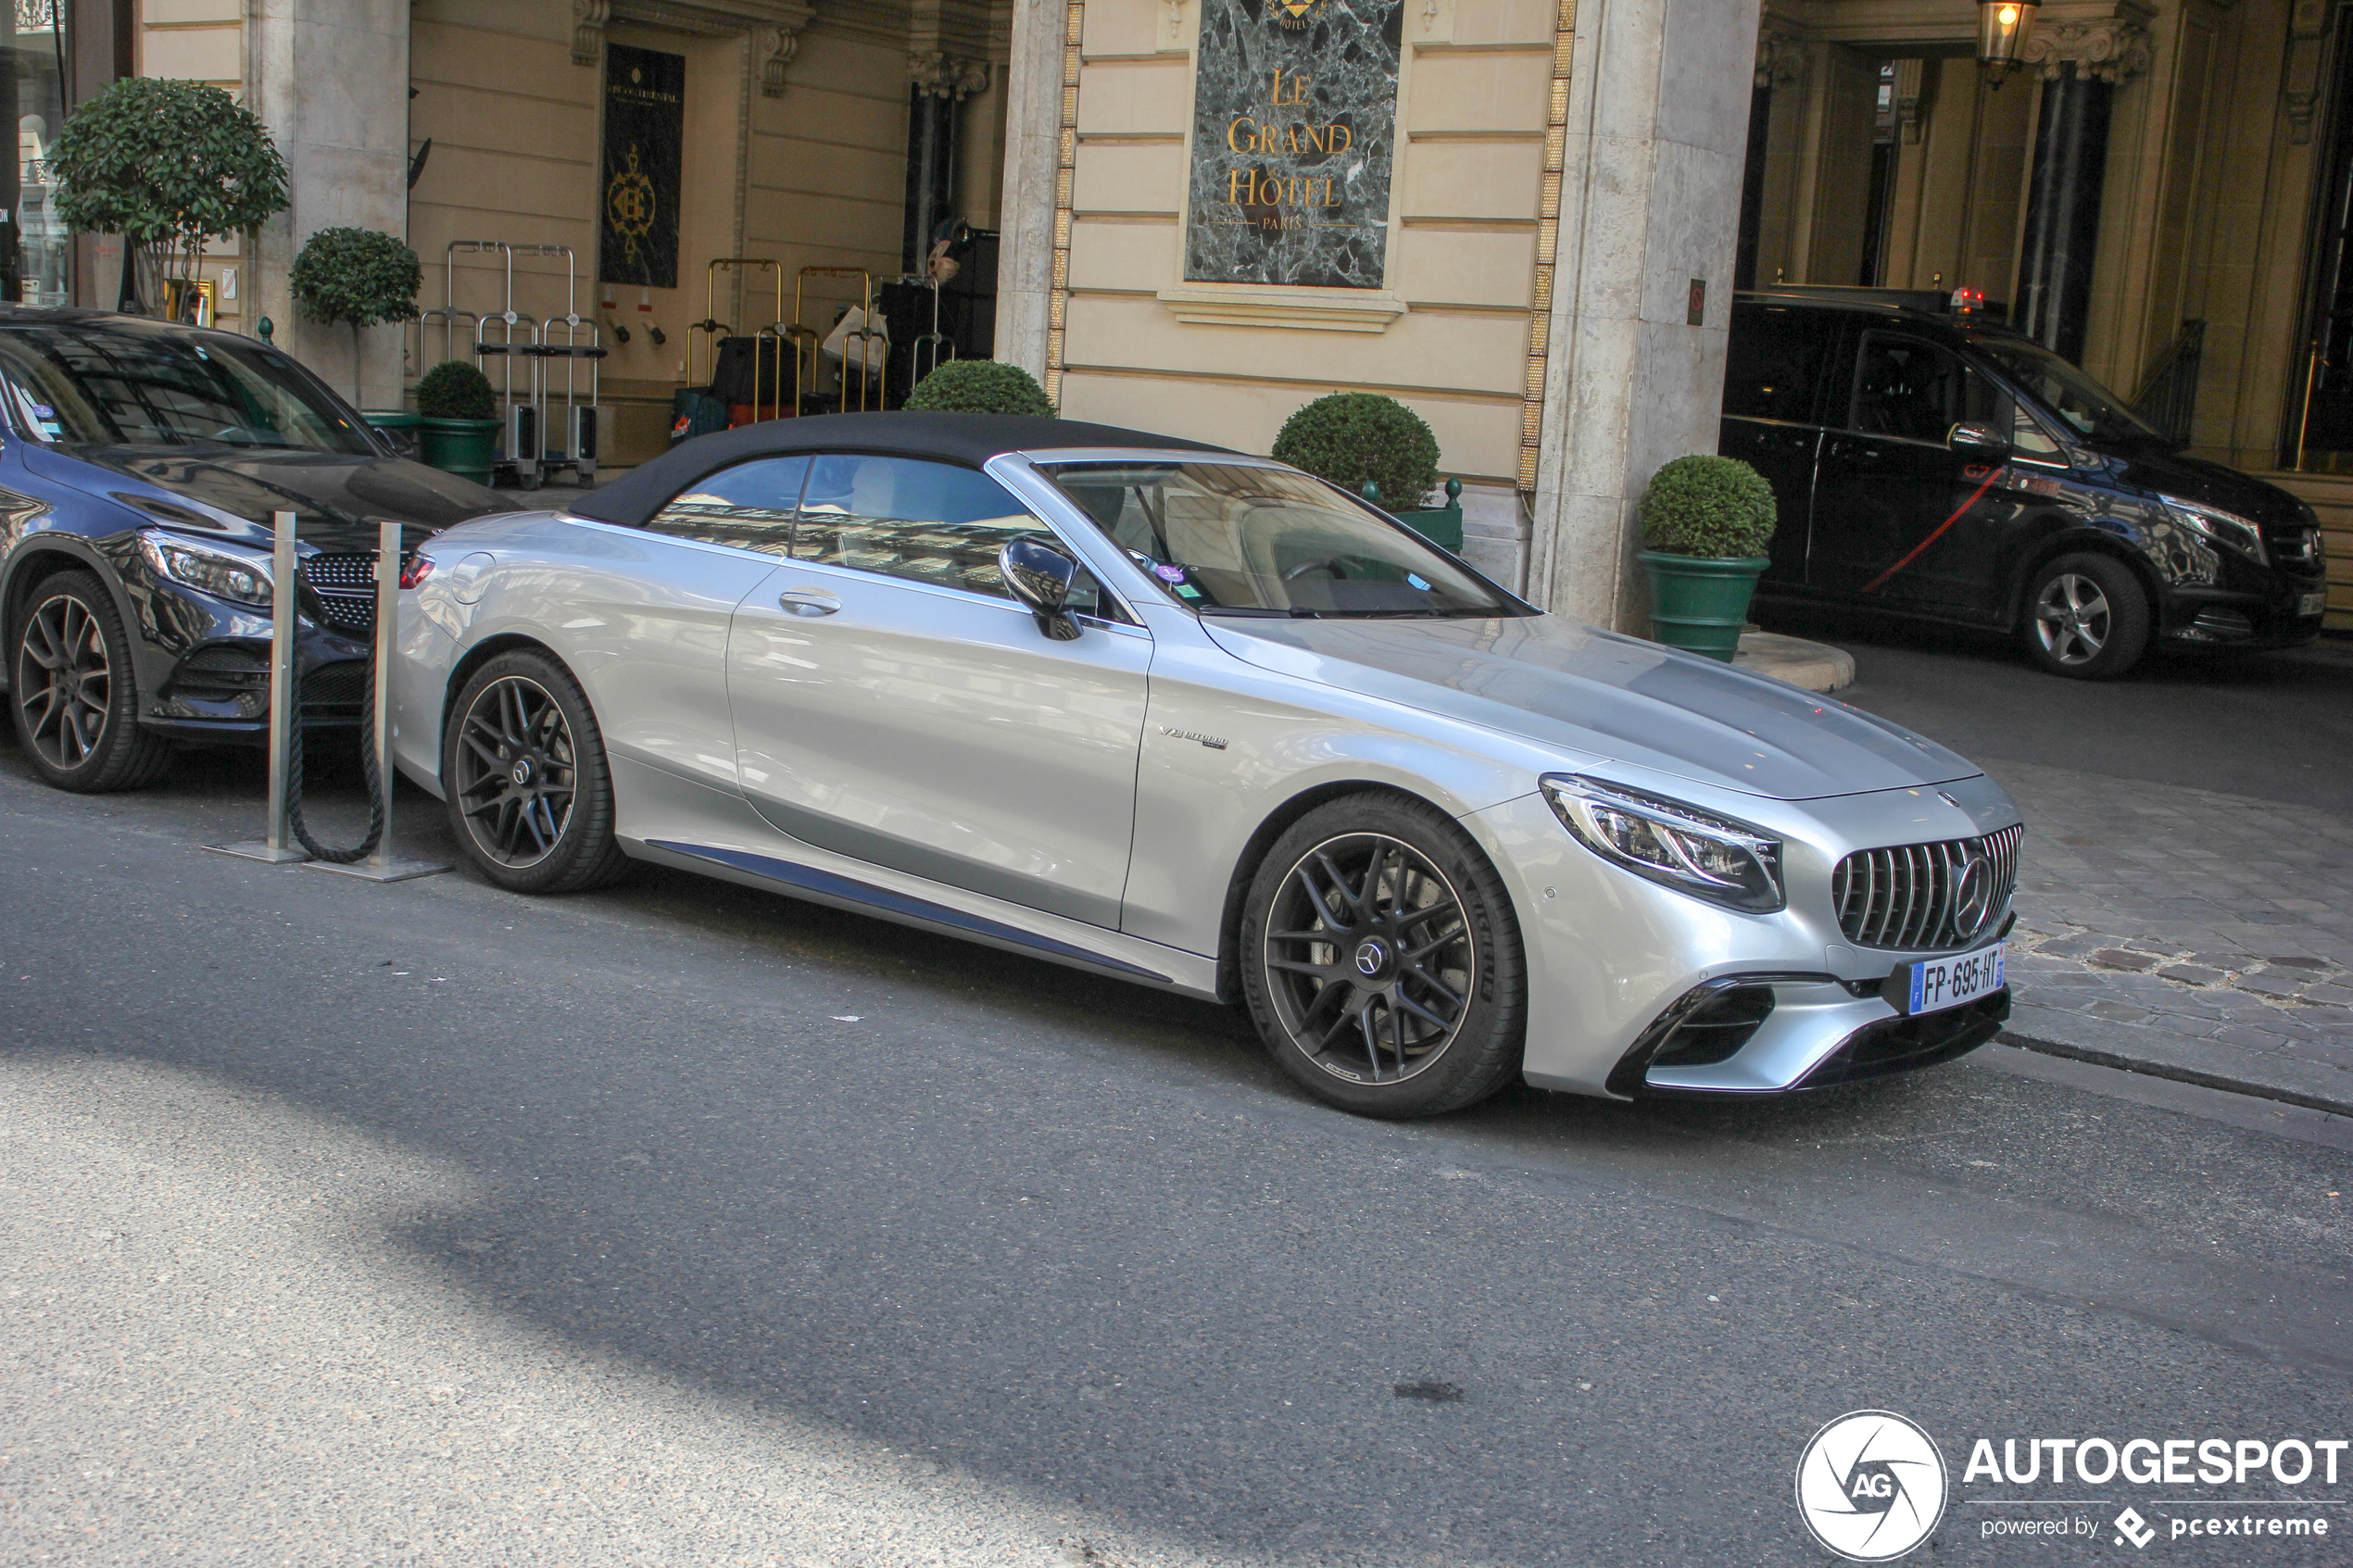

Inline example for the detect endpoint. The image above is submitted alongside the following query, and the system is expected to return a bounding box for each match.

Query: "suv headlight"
[1541,774,1785,913]
[139,530,273,608]
[2159,495,2266,566]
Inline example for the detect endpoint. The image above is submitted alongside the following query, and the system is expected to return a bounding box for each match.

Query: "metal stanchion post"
[309,518,449,884]
[205,510,309,863]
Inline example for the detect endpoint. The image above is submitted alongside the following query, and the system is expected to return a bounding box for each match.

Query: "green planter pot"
[1638,550,1768,662]
[417,416,501,483]
[1365,477,1465,554]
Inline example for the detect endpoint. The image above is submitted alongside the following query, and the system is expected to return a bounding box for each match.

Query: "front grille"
[300,553,382,635]
[1831,824,2021,952]
[2273,528,2322,566]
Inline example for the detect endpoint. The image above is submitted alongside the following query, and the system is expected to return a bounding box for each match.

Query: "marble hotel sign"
[1186,0,1403,289]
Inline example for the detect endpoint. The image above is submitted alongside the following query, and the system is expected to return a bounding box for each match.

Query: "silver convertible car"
[391,412,2023,1118]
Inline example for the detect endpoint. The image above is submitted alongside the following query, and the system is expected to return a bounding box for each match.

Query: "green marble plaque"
[1186,0,1403,290]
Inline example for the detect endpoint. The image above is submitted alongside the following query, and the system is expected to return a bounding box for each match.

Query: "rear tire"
[442,650,631,895]
[1239,792,1526,1118]
[2020,553,2150,679]
[9,571,173,793]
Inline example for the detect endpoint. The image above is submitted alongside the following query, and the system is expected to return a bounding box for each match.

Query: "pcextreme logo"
[1795,1411,1949,1562]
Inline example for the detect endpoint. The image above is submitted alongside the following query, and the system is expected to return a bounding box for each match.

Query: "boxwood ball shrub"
[1272,392,1440,510]
[904,359,1056,417]
[1639,454,1777,558]
[290,227,422,329]
[416,359,497,421]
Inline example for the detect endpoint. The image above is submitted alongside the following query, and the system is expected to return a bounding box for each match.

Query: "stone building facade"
[83,0,2353,628]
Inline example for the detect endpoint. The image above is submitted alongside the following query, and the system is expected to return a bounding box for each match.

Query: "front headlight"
[139,529,273,608]
[1541,774,1785,913]
[2159,495,2266,566]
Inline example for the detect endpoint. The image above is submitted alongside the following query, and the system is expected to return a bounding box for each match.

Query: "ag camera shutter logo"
[1795,1411,1949,1561]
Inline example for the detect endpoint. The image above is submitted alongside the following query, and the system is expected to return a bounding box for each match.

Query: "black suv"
[1722,286,2330,678]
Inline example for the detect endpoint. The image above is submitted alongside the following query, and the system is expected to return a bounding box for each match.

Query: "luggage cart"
[793,266,885,414]
[702,258,787,422]
[518,245,606,484]
[910,277,954,388]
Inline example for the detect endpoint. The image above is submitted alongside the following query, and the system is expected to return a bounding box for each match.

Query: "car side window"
[1723,305,1836,423]
[1849,333,2004,444]
[794,453,1121,618]
[646,456,810,557]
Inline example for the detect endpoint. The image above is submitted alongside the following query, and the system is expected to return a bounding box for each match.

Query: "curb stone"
[1732,630,1856,694]
[2001,1006,2353,1119]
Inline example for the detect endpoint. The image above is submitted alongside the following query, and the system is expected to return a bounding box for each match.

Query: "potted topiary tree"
[50,77,289,315]
[1636,454,1778,661]
[289,225,422,407]
[414,360,501,483]
[903,358,1056,416]
[1271,392,1461,550]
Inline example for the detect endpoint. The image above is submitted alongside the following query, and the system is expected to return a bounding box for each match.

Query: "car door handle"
[776,586,841,617]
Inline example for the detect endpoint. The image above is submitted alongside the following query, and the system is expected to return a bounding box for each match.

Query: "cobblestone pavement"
[1989,757,2353,1113]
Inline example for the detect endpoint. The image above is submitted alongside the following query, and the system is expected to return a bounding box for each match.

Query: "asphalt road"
[5,718,2353,1566]
[1768,609,2353,812]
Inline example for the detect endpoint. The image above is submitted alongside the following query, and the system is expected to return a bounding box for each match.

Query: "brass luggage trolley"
[690,257,787,422]
[793,266,887,415]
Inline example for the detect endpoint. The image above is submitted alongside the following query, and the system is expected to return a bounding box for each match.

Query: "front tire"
[1239,793,1526,1118]
[9,571,173,793]
[2021,553,2150,679]
[442,650,630,894]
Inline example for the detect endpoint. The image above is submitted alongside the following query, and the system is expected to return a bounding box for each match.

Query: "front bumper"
[1471,772,2023,1099]
[2157,581,2328,650]
[1611,973,2007,1097]
[120,554,375,743]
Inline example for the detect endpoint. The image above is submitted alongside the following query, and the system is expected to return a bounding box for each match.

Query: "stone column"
[2012,18,2146,364]
[994,0,1066,382]
[1526,0,1763,631]
[243,0,413,410]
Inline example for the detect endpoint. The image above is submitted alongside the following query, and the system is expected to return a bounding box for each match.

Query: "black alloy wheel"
[443,650,629,895]
[9,571,172,792]
[2021,552,2150,679]
[1240,793,1526,1118]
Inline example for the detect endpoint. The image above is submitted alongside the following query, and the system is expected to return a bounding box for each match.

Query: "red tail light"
[398,554,434,590]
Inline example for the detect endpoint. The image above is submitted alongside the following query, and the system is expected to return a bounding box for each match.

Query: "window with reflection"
[793,453,1116,616]
[646,456,810,555]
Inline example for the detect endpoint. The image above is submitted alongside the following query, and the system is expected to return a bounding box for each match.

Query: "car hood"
[2101,447,2309,531]
[1198,612,1981,800]
[34,444,511,553]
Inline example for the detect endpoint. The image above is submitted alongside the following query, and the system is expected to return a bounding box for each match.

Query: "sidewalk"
[1992,757,2353,1116]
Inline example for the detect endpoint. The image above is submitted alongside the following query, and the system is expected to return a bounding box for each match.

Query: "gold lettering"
[1327,123,1352,154]
[1300,124,1326,154]
[1227,167,1252,205]
[1227,116,1256,153]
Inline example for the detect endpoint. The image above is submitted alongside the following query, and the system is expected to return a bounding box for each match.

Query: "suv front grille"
[299,553,383,634]
[1831,824,2021,952]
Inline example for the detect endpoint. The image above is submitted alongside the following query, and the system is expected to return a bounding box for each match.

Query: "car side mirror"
[1948,420,2009,458]
[1000,536,1083,641]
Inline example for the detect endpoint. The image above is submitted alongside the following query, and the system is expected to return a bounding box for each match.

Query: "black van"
[1721,286,2330,678]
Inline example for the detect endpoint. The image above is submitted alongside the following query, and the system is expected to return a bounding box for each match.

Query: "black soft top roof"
[572,410,1233,530]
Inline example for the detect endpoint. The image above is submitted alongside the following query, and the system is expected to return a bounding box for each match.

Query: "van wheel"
[2021,554,2149,679]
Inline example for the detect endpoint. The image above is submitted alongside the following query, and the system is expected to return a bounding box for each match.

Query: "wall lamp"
[1977,0,2039,84]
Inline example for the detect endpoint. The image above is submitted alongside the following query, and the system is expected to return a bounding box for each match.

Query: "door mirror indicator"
[1947,420,2008,457]
[1000,536,1084,640]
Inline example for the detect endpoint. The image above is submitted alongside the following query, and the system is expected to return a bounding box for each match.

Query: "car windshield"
[1038,460,1514,618]
[0,322,373,455]
[1970,334,2170,446]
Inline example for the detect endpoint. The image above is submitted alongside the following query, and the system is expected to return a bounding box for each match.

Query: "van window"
[1723,305,1836,423]
[1848,332,2007,444]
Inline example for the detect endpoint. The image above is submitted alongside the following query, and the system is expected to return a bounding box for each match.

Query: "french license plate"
[1882,943,2006,1016]
[2299,591,2328,618]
